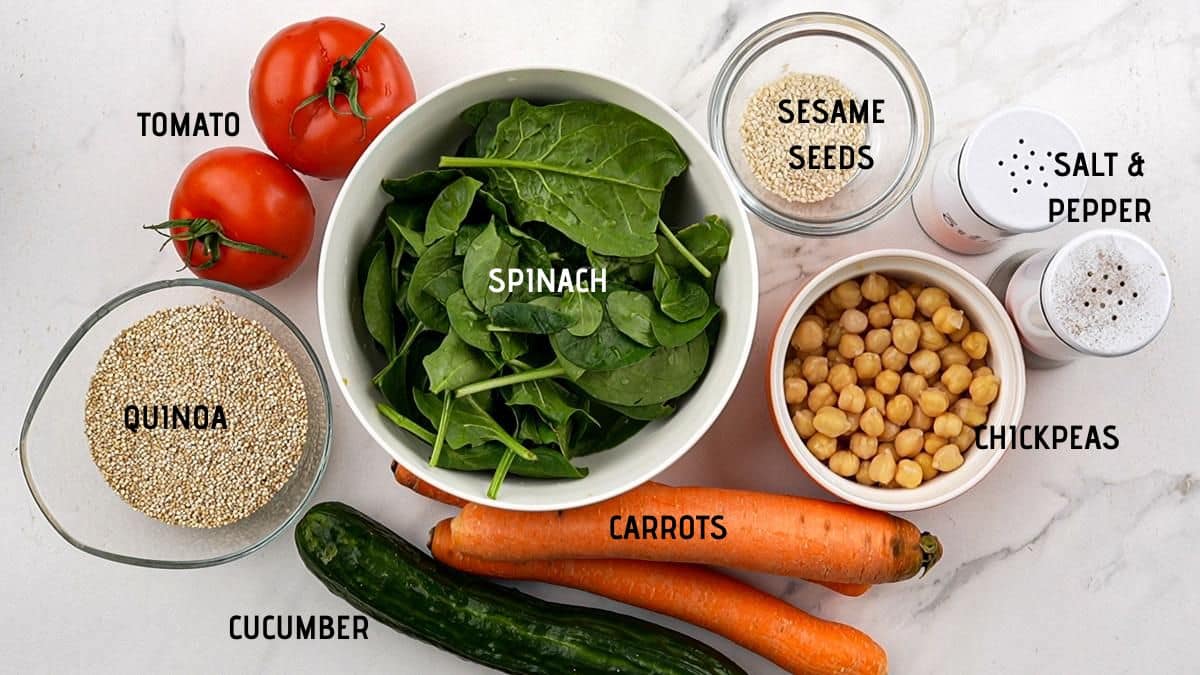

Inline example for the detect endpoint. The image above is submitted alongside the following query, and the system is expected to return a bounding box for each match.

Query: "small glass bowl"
[709,12,933,236]
[19,279,332,568]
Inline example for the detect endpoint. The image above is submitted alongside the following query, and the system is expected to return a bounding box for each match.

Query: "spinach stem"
[455,363,566,398]
[439,156,656,191]
[397,320,425,356]
[487,449,517,499]
[429,391,452,467]
[377,403,435,444]
[657,218,711,279]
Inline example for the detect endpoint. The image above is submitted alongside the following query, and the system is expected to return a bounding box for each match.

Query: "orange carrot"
[431,520,887,675]
[390,461,468,507]
[449,482,941,584]
[816,580,871,597]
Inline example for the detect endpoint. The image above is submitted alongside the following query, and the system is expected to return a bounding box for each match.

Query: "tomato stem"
[144,218,284,271]
[289,23,386,138]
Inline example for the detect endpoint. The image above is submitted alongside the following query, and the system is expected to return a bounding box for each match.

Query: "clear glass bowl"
[19,279,332,568]
[709,12,933,236]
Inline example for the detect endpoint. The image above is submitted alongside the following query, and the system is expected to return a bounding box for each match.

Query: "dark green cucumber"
[296,502,746,675]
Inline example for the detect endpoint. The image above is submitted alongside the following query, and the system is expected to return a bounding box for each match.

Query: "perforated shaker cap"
[1041,229,1171,357]
[960,106,1087,232]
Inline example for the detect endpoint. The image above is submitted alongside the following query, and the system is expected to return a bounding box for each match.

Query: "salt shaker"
[996,229,1170,367]
[912,106,1087,254]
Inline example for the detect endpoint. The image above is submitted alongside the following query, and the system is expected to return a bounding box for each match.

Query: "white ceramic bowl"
[768,250,1025,511]
[319,67,758,511]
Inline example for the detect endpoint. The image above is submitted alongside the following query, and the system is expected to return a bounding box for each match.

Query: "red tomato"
[149,147,315,290]
[249,18,416,180]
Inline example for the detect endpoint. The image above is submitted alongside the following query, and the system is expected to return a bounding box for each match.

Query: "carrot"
[390,461,468,507]
[431,520,887,675]
[815,580,871,597]
[448,482,941,584]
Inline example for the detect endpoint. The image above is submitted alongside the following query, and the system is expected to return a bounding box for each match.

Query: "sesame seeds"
[739,73,867,203]
[84,303,308,529]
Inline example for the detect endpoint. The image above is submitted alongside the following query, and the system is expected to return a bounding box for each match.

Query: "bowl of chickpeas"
[769,249,1025,511]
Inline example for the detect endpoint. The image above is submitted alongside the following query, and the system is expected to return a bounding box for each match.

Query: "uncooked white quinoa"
[84,303,308,528]
[739,72,867,203]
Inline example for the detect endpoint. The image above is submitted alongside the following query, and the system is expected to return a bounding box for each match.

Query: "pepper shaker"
[992,229,1170,367]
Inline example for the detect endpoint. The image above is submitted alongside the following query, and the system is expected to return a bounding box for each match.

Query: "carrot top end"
[918,532,942,577]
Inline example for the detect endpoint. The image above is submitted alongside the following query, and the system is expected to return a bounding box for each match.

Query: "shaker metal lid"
[960,106,1087,232]
[1041,229,1171,357]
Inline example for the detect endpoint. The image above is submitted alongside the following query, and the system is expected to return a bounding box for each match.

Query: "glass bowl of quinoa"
[19,278,332,568]
[709,12,933,236]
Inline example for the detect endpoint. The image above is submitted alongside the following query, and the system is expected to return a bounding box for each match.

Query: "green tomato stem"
[657,218,711,279]
[376,403,435,444]
[428,391,452,467]
[455,363,566,397]
[144,218,283,272]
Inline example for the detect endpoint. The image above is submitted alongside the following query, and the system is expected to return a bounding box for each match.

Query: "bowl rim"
[708,11,934,237]
[19,278,333,568]
[768,249,1026,511]
[318,64,759,511]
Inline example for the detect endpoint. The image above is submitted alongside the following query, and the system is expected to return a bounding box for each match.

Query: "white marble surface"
[3,1,1198,673]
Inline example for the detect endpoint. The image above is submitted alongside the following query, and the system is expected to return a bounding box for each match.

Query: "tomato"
[148,147,315,290]
[249,18,416,180]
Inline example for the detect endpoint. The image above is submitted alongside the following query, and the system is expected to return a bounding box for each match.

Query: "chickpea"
[880,421,901,442]
[919,321,950,350]
[826,350,849,366]
[791,317,825,353]
[840,308,869,334]
[845,412,861,432]
[830,280,863,310]
[784,359,803,378]
[825,323,844,348]
[900,372,927,399]
[859,407,885,437]
[827,363,857,392]
[885,394,914,425]
[931,305,965,334]
[801,356,829,385]
[918,388,951,417]
[970,374,1000,405]
[867,303,893,329]
[909,407,933,431]
[891,319,921,354]
[938,344,970,367]
[932,445,965,472]
[906,282,926,298]
[813,406,852,437]
[853,352,882,380]
[924,432,947,454]
[916,287,951,318]
[915,452,938,480]
[838,333,866,359]
[828,450,861,477]
[861,272,890,302]
[954,426,977,451]
[807,433,837,460]
[784,377,809,405]
[895,459,924,488]
[814,294,841,320]
[909,349,941,377]
[792,409,816,438]
[855,461,875,485]
[864,328,891,354]
[849,432,878,460]
[940,364,973,394]
[950,314,972,342]
[952,399,989,427]
[838,385,867,414]
[864,388,886,414]
[875,369,901,395]
[933,413,964,439]
[868,451,897,484]
[881,346,908,371]
[807,382,837,412]
[962,331,989,359]
[973,365,994,379]
[888,289,916,320]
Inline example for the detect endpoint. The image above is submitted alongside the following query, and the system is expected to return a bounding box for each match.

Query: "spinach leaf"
[560,289,603,337]
[446,289,496,352]
[453,223,486,256]
[656,215,732,271]
[651,304,720,348]
[463,221,519,311]
[606,290,659,347]
[516,414,558,447]
[659,278,710,322]
[406,237,458,333]
[425,176,483,245]
[550,312,653,371]
[412,389,537,461]
[575,332,709,406]
[460,99,513,157]
[440,99,687,256]
[496,332,528,363]
[371,351,410,414]
[358,224,388,290]
[382,169,462,201]
[422,331,498,394]
[488,302,573,334]
[362,247,395,357]
[566,404,647,457]
[435,442,587,479]
[599,400,676,421]
[385,202,427,255]
[505,379,597,427]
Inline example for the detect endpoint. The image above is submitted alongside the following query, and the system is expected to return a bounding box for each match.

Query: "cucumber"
[296,502,746,675]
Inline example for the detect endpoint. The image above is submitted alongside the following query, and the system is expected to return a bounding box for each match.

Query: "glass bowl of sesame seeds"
[19,278,332,568]
[709,12,933,236]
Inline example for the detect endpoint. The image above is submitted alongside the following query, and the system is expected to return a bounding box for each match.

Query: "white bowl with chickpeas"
[770,250,1025,511]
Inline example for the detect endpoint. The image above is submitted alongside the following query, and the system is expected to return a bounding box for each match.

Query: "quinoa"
[84,303,308,528]
[739,72,867,203]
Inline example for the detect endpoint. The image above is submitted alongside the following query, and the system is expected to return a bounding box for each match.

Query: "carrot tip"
[919,532,942,577]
